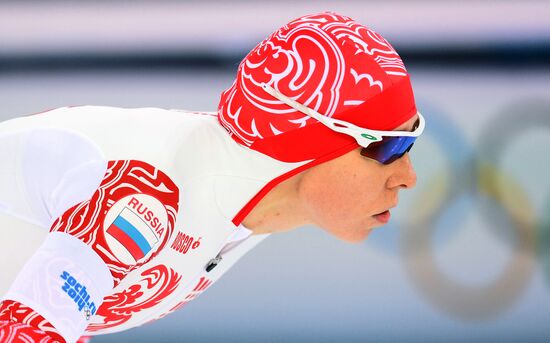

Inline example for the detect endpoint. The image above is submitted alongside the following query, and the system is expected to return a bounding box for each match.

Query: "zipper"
[205,253,223,272]
[204,227,252,272]
[203,229,236,273]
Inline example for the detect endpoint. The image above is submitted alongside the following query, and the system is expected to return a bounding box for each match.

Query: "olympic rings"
[476,98,550,282]
[367,101,472,253]
[402,163,536,320]
[541,197,550,283]
[365,96,548,319]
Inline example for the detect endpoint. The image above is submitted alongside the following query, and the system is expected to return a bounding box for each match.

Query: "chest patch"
[51,160,180,285]
[105,195,168,264]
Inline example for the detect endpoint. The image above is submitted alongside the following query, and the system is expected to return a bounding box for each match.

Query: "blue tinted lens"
[360,136,416,164]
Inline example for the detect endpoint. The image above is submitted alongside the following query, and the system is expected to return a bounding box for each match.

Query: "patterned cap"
[218,12,417,162]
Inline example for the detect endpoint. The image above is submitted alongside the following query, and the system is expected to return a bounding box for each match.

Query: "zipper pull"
[205,254,222,272]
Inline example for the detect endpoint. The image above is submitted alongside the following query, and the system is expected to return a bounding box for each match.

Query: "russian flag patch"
[107,207,159,262]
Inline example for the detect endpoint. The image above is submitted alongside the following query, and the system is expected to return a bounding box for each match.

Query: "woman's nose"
[386,154,417,190]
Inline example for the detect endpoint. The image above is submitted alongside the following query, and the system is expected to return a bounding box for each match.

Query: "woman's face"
[297,115,419,243]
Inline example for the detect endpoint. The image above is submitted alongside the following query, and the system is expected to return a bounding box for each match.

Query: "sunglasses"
[262,83,425,165]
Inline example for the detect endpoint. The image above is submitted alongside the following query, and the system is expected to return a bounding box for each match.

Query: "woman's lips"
[373,210,391,224]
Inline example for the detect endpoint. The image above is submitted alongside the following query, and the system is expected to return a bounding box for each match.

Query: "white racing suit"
[0,106,308,342]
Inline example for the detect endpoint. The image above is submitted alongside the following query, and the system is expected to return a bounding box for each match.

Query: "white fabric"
[228,224,253,243]
[2,232,113,343]
[0,126,106,228]
[219,224,254,255]
[0,106,309,339]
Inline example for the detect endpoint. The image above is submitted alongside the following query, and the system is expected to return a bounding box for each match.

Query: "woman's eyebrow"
[409,118,420,132]
[396,118,419,132]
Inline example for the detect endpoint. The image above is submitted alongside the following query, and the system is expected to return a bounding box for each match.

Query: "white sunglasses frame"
[261,83,425,148]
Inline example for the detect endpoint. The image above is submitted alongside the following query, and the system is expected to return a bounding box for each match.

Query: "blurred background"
[1,1,549,342]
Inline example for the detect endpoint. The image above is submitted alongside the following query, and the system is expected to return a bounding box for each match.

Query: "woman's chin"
[337,227,373,243]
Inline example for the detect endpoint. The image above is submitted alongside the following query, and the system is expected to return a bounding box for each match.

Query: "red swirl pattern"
[320,15,407,76]
[158,276,213,320]
[0,320,57,343]
[219,12,409,152]
[0,300,65,342]
[86,264,181,332]
[50,160,180,285]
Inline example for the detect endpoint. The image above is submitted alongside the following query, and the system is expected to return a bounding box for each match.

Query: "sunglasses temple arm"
[366,112,426,138]
[262,84,332,124]
[261,83,381,139]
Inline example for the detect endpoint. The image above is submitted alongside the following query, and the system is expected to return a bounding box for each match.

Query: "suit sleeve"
[0,124,107,228]
[0,124,111,342]
[0,121,180,343]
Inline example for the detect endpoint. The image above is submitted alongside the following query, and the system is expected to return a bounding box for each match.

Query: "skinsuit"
[0,12,418,342]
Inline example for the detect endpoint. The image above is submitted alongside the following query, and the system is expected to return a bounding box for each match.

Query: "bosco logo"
[171,231,202,255]
[104,194,169,265]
